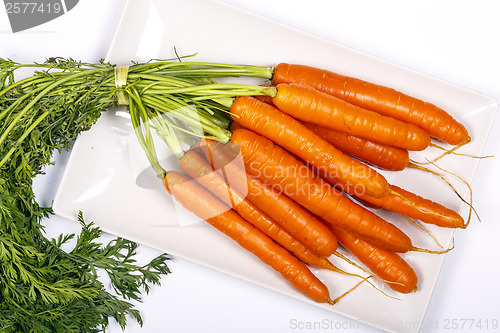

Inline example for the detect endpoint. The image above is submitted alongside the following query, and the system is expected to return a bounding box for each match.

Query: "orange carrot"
[303,122,410,171]
[305,153,466,230]
[302,122,473,225]
[357,185,466,229]
[164,171,335,304]
[181,147,385,295]
[271,83,431,151]
[178,149,338,259]
[329,225,418,294]
[229,95,391,198]
[272,63,469,145]
[310,156,466,229]
[230,128,414,253]
[245,93,410,171]
[196,139,340,257]
[247,92,411,172]
[250,95,414,171]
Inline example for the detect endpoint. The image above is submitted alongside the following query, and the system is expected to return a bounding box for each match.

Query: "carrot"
[308,153,466,229]
[196,139,341,255]
[180,148,391,297]
[303,146,466,230]
[230,128,416,253]
[250,91,411,172]
[178,149,338,259]
[247,94,408,170]
[271,83,431,151]
[357,185,466,229]
[272,63,470,145]
[164,171,335,304]
[245,96,442,178]
[302,122,410,171]
[229,95,391,198]
[234,119,467,231]
[303,121,475,225]
[329,225,418,294]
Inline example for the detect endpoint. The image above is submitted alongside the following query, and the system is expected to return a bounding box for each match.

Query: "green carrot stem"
[127,89,166,179]
[141,95,231,143]
[130,61,273,79]
[139,83,275,97]
[148,113,185,159]
[196,104,231,129]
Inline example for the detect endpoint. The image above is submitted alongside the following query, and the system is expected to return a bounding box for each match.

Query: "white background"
[1,1,499,332]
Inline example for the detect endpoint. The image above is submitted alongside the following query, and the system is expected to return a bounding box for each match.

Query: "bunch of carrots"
[158,63,473,304]
[1,56,478,331]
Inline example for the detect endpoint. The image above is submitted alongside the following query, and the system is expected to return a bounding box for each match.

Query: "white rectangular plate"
[53,0,498,332]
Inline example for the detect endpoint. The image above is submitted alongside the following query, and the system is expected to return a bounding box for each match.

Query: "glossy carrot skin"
[178,149,338,260]
[273,63,469,145]
[357,185,466,229]
[329,225,418,294]
[230,128,413,253]
[250,92,410,171]
[303,122,410,171]
[252,90,410,171]
[313,159,466,229]
[272,83,431,151]
[230,95,391,198]
[164,171,334,304]
[234,120,463,229]
[196,139,338,258]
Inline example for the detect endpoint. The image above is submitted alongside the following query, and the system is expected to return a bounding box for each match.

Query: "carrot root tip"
[418,159,479,227]
[426,136,488,163]
[411,238,455,254]
[389,189,454,221]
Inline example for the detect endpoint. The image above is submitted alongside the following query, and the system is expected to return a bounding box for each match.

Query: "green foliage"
[0,58,172,332]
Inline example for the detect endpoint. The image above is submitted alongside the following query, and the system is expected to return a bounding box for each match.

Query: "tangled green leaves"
[0,58,172,332]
